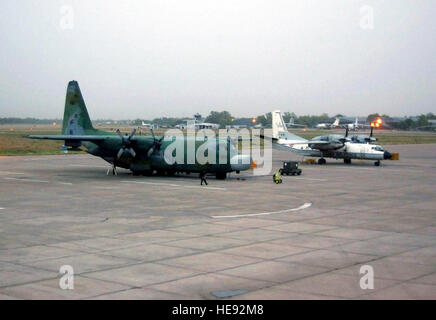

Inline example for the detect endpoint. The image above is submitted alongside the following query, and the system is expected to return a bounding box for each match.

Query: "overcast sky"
[0,0,435,119]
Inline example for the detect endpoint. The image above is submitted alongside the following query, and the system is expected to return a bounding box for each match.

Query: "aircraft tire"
[374,161,380,166]
[318,158,326,165]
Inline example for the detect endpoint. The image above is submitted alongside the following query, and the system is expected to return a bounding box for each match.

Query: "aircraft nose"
[231,155,252,171]
[384,151,392,159]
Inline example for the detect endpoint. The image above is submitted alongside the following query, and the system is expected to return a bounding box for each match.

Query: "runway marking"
[180,185,227,191]
[212,202,312,218]
[293,177,327,181]
[2,177,72,185]
[120,180,227,191]
[70,164,108,168]
[93,186,120,190]
[0,171,25,175]
[3,177,49,183]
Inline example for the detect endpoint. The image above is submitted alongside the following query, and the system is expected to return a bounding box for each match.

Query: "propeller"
[116,128,137,159]
[147,129,164,157]
[363,127,377,143]
[338,126,351,144]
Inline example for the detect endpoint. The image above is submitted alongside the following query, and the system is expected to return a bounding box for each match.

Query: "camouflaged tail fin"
[62,81,96,135]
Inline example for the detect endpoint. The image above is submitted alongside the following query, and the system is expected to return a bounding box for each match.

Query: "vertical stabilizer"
[272,110,287,139]
[272,110,306,142]
[62,81,95,135]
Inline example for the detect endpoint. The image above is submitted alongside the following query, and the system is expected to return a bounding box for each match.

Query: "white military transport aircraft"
[271,110,392,166]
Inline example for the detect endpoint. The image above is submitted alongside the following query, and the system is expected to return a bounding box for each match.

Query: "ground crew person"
[200,171,208,186]
[273,170,282,184]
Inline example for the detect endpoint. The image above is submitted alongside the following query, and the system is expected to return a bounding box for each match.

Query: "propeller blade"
[147,147,154,157]
[345,126,349,137]
[129,148,136,158]
[150,129,155,140]
[116,129,123,139]
[370,126,373,137]
[117,148,125,160]
[129,128,136,139]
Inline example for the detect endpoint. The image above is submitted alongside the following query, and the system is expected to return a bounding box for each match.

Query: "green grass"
[0,127,83,156]
[1,125,435,156]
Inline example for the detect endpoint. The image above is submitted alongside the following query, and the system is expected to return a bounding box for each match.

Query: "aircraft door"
[360,145,365,159]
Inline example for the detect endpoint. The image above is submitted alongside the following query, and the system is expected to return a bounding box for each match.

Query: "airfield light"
[376,118,382,124]
[252,118,256,123]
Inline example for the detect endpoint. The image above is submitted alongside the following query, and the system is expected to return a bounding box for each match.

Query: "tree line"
[3,111,435,130]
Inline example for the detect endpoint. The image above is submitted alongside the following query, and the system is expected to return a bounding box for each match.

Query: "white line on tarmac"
[178,185,227,191]
[0,171,25,175]
[70,164,108,168]
[2,177,72,185]
[0,208,4,210]
[212,202,312,218]
[293,177,327,181]
[93,186,120,190]
[3,177,49,183]
[120,180,227,191]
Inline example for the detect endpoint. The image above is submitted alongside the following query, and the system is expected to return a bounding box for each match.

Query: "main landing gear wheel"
[374,160,380,166]
[344,159,352,164]
[318,158,326,165]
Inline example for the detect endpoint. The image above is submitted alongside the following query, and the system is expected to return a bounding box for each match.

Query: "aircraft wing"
[272,142,296,151]
[272,142,322,156]
[27,135,109,142]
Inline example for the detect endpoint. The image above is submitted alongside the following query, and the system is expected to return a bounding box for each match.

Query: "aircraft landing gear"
[107,163,118,176]
[374,160,380,166]
[344,159,352,164]
[318,158,326,165]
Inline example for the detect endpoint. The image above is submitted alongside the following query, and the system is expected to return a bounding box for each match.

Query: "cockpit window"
[372,146,384,152]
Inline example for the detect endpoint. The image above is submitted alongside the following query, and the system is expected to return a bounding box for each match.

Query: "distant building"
[175,115,220,130]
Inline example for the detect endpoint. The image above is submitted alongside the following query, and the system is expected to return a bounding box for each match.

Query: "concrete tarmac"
[0,144,435,299]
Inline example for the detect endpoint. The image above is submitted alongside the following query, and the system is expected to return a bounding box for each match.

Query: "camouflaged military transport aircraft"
[28,81,255,179]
